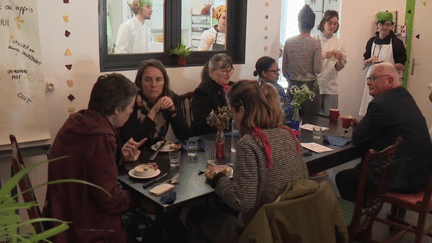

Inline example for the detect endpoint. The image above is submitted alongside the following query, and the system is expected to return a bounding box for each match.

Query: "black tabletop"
[118,116,363,212]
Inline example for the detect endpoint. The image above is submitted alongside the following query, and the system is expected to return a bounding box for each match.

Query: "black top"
[353,87,432,191]
[191,76,233,136]
[120,90,191,146]
[363,31,407,65]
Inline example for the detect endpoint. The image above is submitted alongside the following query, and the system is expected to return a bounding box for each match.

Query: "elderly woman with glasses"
[359,11,407,116]
[187,80,309,242]
[191,53,235,135]
[254,56,294,120]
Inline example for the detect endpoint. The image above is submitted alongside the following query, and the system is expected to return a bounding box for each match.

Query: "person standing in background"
[314,10,347,117]
[282,4,322,117]
[359,11,407,116]
[198,5,227,51]
[115,0,153,54]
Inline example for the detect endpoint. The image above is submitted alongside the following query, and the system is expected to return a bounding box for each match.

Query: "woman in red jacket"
[45,73,144,242]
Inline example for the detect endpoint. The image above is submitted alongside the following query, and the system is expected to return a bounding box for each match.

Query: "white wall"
[338,0,407,119]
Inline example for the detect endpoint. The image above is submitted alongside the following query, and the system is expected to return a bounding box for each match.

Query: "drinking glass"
[231,120,240,152]
[312,126,322,139]
[206,148,216,165]
[169,150,181,167]
[187,141,198,157]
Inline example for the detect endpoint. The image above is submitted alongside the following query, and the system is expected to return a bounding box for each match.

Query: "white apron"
[359,39,394,116]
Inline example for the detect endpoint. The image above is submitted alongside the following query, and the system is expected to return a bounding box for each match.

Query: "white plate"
[128,169,161,179]
[218,165,233,179]
[151,141,175,152]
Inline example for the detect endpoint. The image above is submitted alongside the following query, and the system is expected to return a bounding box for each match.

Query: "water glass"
[312,126,322,139]
[206,148,216,165]
[187,141,198,157]
[231,120,240,152]
[169,150,181,167]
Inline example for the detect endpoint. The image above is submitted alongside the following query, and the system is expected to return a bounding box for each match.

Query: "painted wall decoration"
[0,0,50,145]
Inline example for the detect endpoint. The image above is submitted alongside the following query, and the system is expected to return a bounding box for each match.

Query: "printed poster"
[0,0,50,145]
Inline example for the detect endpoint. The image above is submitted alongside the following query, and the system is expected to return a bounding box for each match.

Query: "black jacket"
[191,76,233,136]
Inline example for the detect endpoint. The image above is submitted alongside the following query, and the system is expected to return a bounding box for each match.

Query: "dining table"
[118,115,364,212]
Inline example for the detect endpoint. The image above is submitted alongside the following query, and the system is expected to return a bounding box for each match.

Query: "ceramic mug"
[329,109,340,123]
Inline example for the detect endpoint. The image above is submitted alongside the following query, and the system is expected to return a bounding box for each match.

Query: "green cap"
[376,11,393,23]
[138,0,152,6]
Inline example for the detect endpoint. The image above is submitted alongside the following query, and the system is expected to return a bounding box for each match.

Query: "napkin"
[301,142,333,153]
[323,135,352,147]
[160,192,176,204]
[300,124,330,132]
[180,138,206,151]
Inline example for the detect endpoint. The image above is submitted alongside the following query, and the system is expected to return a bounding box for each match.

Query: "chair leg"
[414,211,428,243]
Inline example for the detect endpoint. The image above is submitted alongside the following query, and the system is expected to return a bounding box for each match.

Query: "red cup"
[341,115,353,129]
[329,109,340,123]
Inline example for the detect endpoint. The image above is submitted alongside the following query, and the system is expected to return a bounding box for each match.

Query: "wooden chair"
[338,137,403,242]
[179,91,194,126]
[373,168,432,242]
[10,134,44,234]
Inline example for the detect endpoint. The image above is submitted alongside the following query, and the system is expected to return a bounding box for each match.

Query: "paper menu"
[301,142,333,153]
[300,124,330,132]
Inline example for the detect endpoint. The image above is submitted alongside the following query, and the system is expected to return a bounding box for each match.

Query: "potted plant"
[0,157,109,242]
[169,44,191,66]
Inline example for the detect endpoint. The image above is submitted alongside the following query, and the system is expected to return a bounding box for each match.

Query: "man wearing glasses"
[336,62,432,220]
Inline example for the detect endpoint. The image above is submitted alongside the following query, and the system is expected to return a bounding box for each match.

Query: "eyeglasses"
[266,69,280,74]
[366,75,392,82]
[218,67,235,74]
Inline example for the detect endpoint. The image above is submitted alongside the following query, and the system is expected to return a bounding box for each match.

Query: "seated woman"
[120,59,191,146]
[191,53,234,136]
[198,5,227,51]
[45,73,144,242]
[187,80,309,242]
[254,56,294,120]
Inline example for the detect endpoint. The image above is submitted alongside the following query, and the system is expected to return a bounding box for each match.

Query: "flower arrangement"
[207,106,233,131]
[289,84,316,110]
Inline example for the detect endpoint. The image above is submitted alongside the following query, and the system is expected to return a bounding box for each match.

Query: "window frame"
[98,0,247,72]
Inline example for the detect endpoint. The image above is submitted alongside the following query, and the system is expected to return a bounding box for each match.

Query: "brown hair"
[227,80,284,134]
[318,10,339,33]
[201,53,233,82]
[88,73,138,116]
[135,59,171,99]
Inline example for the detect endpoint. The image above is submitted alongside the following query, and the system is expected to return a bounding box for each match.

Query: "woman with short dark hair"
[192,53,234,135]
[46,73,145,242]
[313,10,347,117]
[120,59,191,146]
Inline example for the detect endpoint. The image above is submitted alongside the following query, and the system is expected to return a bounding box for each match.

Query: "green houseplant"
[0,156,109,242]
[169,44,191,66]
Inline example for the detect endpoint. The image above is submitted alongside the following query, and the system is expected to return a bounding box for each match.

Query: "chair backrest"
[9,134,44,234]
[179,91,194,126]
[349,137,403,238]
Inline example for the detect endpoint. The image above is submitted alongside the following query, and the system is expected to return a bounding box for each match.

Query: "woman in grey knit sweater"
[186,80,309,243]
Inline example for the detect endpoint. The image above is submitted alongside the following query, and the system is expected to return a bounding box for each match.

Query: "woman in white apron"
[359,11,407,116]
[314,10,347,117]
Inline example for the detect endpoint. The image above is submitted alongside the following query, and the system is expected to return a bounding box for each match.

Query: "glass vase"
[290,107,302,131]
[215,130,225,159]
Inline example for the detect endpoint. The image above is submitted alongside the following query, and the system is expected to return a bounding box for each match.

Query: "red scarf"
[250,126,302,169]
